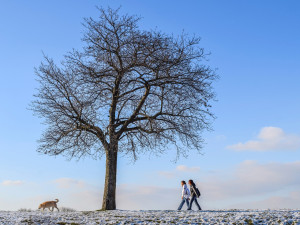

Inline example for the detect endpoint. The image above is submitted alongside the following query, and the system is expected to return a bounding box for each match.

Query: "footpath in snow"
[0,209,299,224]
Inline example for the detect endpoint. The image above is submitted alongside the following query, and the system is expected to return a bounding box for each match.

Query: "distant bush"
[18,208,32,212]
[60,207,76,212]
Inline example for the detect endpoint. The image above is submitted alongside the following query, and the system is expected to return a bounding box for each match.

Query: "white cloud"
[53,178,86,189]
[158,165,200,178]
[230,191,300,209]
[109,160,300,210]
[44,162,300,210]
[176,165,200,172]
[227,127,300,151]
[60,190,102,211]
[200,160,300,206]
[117,184,179,210]
[1,180,24,186]
[42,184,180,211]
[2,160,300,210]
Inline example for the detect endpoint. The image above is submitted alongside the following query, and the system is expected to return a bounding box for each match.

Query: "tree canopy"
[31,7,217,209]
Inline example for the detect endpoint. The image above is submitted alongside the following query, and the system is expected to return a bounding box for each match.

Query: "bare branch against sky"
[31,7,217,210]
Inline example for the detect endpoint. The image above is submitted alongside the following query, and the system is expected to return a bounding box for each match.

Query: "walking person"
[187,179,202,210]
[177,180,190,210]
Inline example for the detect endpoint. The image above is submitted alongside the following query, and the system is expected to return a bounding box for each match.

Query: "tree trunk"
[102,143,118,210]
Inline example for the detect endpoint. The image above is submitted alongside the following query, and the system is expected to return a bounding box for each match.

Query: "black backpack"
[194,186,201,198]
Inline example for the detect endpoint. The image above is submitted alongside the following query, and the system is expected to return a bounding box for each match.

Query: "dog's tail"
[55,199,59,203]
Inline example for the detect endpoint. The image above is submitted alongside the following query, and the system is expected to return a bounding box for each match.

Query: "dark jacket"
[190,184,197,197]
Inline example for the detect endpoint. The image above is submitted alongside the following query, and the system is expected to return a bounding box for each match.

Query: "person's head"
[181,180,186,186]
[188,179,195,186]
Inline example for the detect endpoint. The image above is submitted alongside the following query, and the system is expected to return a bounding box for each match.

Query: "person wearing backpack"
[187,179,202,210]
[177,180,190,210]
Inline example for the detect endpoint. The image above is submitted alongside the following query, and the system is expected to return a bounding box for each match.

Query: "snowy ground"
[0,209,299,224]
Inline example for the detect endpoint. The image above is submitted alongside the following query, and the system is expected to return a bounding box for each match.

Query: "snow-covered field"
[0,209,299,224]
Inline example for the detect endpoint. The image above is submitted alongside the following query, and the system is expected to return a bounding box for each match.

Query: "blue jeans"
[177,197,190,210]
[188,195,201,210]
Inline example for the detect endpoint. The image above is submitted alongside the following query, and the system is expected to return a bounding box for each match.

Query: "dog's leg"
[55,206,59,212]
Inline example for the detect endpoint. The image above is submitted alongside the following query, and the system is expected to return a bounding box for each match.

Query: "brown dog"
[38,199,59,212]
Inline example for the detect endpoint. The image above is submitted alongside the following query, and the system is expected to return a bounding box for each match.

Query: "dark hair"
[181,180,186,184]
[188,179,195,186]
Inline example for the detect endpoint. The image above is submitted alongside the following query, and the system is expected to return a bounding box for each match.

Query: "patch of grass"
[60,207,76,212]
[57,222,81,225]
[81,211,94,216]
[244,218,254,225]
[95,209,106,212]
[18,208,32,212]
[21,218,34,224]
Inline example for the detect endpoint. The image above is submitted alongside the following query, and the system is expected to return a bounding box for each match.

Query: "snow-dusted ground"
[0,209,299,224]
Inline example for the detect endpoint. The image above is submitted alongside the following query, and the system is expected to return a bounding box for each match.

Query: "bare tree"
[31,8,217,210]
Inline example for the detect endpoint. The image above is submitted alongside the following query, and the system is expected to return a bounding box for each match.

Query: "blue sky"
[1,0,300,210]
